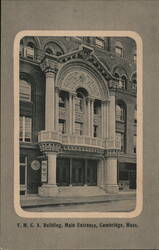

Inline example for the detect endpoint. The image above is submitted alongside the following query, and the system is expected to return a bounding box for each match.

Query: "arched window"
[44,42,64,56]
[116,103,126,121]
[46,48,53,55]
[59,91,66,108]
[120,75,127,89]
[26,42,35,59]
[20,79,31,102]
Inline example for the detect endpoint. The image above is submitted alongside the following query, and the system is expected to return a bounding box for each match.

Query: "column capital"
[40,58,59,75]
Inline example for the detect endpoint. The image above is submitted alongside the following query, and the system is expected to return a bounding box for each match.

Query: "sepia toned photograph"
[15,33,141,216]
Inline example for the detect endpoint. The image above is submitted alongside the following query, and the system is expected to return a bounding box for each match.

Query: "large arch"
[56,60,109,101]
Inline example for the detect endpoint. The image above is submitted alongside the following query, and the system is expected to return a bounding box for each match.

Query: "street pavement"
[24,198,136,212]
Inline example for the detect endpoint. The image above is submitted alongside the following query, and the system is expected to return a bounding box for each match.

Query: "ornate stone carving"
[39,142,62,152]
[104,149,119,158]
[61,70,101,99]
[40,57,59,74]
[63,145,104,154]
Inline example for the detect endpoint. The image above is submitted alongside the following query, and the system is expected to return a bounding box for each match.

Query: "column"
[72,94,76,134]
[101,100,108,138]
[84,159,88,186]
[38,152,58,197]
[87,98,91,136]
[47,153,57,185]
[45,70,56,131]
[104,157,119,193]
[97,159,104,188]
[69,158,72,186]
[101,101,104,138]
[68,93,73,134]
[90,99,94,137]
[109,94,116,147]
[55,87,59,132]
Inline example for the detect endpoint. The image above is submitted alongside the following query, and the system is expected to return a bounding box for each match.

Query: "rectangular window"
[59,119,66,134]
[95,37,105,48]
[115,46,123,57]
[20,116,32,142]
[116,132,125,152]
[20,79,31,102]
[75,122,83,136]
[20,155,27,195]
[94,125,98,137]
[133,135,136,153]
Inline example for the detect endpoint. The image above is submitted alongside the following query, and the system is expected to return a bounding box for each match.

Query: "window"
[134,108,137,124]
[95,37,105,48]
[94,100,100,114]
[120,75,127,89]
[93,125,98,137]
[133,135,136,153]
[116,132,125,152]
[59,92,66,108]
[20,155,27,195]
[134,53,136,63]
[59,119,66,134]
[76,92,84,112]
[20,40,24,56]
[46,48,53,55]
[20,116,32,142]
[115,41,123,57]
[132,79,137,90]
[75,122,83,136]
[20,79,31,102]
[26,42,35,59]
[116,104,126,121]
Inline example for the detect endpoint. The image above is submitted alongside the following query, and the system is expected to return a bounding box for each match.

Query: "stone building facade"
[19,36,136,197]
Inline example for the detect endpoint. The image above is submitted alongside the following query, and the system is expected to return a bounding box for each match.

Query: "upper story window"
[75,88,88,113]
[20,116,32,142]
[46,48,53,55]
[59,91,66,108]
[94,100,100,114]
[116,132,125,153]
[95,37,105,49]
[20,79,31,102]
[115,41,123,57]
[134,108,137,124]
[131,73,137,91]
[26,42,35,59]
[114,73,127,90]
[116,103,126,122]
[20,40,24,56]
[93,125,98,138]
[75,122,83,136]
[59,119,66,134]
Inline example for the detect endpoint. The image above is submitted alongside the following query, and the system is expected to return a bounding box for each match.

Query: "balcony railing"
[38,131,121,150]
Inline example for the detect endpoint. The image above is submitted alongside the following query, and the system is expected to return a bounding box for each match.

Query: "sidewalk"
[20,191,136,208]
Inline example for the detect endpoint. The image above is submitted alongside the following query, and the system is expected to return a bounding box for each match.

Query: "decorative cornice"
[63,145,104,155]
[39,142,62,153]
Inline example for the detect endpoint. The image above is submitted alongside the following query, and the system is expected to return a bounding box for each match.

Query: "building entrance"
[57,158,97,186]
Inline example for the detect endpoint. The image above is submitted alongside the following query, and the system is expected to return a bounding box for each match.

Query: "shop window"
[20,116,32,142]
[75,122,83,136]
[20,155,27,195]
[59,119,66,134]
[20,79,31,102]
[26,42,35,59]
[95,37,105,48]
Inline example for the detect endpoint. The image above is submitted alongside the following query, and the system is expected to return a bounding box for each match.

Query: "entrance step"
[57,186,106,197]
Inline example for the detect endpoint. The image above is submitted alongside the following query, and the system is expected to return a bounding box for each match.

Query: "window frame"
[20,116,32,143]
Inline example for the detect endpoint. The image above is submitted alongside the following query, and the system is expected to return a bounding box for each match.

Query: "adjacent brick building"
[19,36,136,197]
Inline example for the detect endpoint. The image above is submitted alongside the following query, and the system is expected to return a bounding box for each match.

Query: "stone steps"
[57,186,106,197]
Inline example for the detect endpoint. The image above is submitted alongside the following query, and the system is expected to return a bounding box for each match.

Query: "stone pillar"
[39,152,58,197]
[55,87,59,132]
[68,93,73,134]
[97,159,105,188]
[44,70,56,131]
[72,94,76,134]
[108,94,116,147]
[104,157,119,193]
[87,98,91,136]
[101,100,109,138]
[90,99,94,137]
